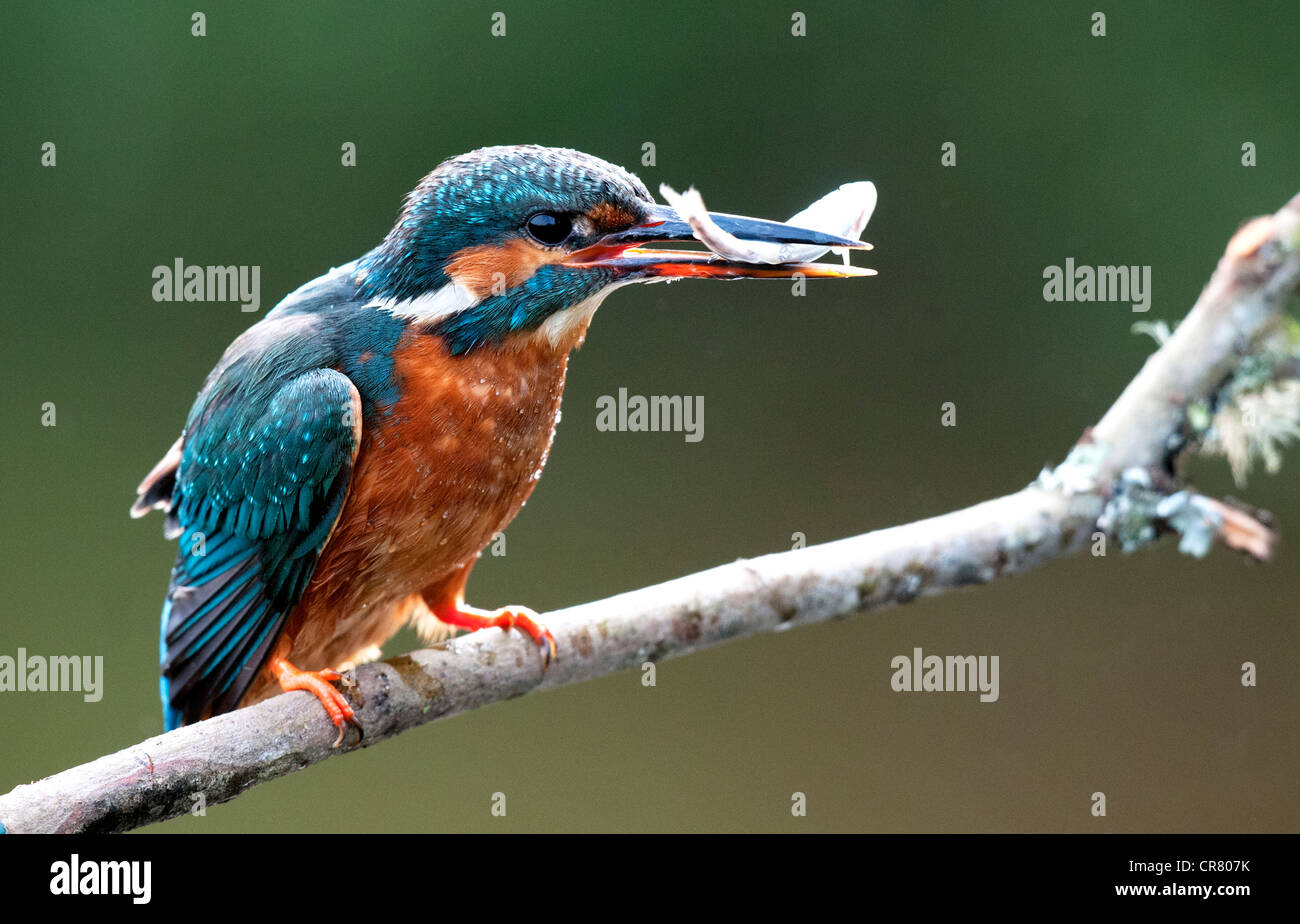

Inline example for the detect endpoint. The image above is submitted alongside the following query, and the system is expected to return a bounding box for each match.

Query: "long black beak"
[612,203,867,249]
[563,203,874,279]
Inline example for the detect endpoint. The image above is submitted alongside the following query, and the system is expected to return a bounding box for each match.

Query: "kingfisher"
[132,145,871,744]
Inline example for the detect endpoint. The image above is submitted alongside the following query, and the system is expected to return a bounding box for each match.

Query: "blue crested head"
[355,146,647,353]
[363,145,652,295]
[348,144,870,354]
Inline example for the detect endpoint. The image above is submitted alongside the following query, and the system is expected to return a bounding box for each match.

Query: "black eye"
[525,212,572,246]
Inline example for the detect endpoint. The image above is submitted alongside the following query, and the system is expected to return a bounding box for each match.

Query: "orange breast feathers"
[300,330,575,623]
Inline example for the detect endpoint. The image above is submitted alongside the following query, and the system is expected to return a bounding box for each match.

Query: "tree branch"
[3,192,1298,834]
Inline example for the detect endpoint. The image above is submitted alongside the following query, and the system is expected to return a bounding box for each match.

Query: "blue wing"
[148,367,361,729]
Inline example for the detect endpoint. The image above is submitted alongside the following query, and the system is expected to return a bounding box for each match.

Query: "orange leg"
[434,597,557,669]
[270,655,363,748]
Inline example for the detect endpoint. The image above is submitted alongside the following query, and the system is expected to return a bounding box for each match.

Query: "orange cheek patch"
[445,239,557,297]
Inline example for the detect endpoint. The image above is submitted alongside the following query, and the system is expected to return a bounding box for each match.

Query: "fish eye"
[525,212,572,246]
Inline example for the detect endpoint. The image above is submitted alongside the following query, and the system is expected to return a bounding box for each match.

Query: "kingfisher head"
[357,145,868,354]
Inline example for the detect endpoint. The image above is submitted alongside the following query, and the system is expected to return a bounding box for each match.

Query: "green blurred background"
[2,1,1297,832]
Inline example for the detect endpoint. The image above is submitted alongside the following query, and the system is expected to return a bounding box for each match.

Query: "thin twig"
[2,192,1297,834]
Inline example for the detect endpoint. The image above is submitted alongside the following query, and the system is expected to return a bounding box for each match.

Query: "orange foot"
[435,598,557,670]
[271,656,363,748]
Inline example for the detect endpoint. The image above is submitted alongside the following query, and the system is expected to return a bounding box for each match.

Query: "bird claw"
[332,712,364,749]
[494,606,557,672]
[272,657,364,748]
[435,600,558,672]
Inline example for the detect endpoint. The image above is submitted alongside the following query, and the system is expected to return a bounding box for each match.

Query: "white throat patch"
[534,280,637,348]
[372,277,643,350]
[369,281,481,325]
